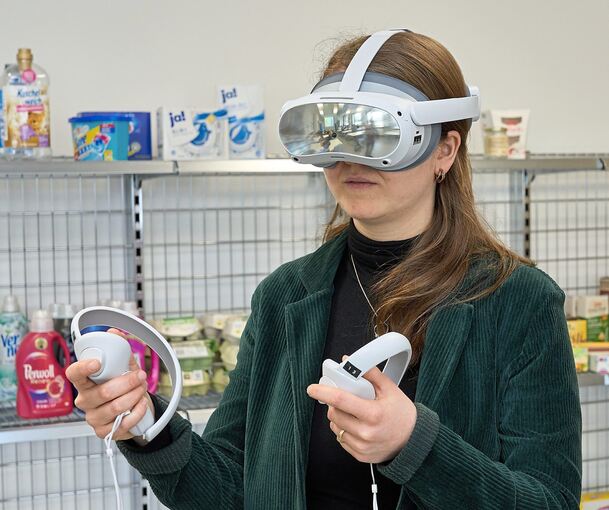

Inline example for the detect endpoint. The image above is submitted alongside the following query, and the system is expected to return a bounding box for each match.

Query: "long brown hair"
[322,31,532,362]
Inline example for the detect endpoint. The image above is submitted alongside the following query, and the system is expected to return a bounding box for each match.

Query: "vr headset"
[278,29,480,172]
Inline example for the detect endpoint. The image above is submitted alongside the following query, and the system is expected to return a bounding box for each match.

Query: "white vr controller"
[319,331,412,400]
[71,306,183,444]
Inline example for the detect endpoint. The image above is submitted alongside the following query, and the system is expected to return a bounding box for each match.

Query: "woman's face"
[323,132,460,241]
[324,158,435,240]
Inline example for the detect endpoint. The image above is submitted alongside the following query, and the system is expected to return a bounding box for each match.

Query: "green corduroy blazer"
[119,230,582,509]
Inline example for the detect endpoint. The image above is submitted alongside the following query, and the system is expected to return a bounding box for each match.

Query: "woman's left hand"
[306,361,417,464]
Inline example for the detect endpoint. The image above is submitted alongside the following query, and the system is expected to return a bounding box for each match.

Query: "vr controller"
[318,331,412,400]
[71,306,183,444]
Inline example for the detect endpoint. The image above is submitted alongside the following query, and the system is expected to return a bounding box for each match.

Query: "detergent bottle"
[16,310,72,418]
[122,301,160,394]
[0,295,28,403]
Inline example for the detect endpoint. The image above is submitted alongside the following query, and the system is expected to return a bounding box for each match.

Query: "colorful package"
[581,491,609,509]
[79,111,151,160]
[157,108,228,160]
[589,352,609,375]
[585,315,609,342]
[572,346,589,373]
[69,114,130,161]
[567,319,587,344]
[577,295,609,318]
[218,85,265,159]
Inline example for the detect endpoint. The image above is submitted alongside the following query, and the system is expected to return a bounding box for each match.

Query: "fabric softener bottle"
[16,310,72,418]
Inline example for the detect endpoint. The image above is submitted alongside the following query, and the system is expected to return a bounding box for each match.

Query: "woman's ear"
[434,130,461,176]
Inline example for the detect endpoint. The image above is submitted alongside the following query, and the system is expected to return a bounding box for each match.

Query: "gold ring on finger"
[337,429,345,444]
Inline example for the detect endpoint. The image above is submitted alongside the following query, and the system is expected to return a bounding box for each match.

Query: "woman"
[66,30,582,509]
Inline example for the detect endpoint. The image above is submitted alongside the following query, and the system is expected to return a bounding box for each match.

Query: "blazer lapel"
[415,303,474,409]
[285,289,334,504]
[283,230,347,507]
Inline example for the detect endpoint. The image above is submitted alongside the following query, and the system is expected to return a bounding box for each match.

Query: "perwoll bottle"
[0,49,51,160]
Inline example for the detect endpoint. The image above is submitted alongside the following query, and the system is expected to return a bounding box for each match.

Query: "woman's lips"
[344,177,377,188]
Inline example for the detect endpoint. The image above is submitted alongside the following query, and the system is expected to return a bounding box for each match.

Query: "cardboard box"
[581,491,609,509]
[572,346,589,373]
[157,107,229,161]
[586,315,609,342]
[567,320,587,344]
[577,295,609,318]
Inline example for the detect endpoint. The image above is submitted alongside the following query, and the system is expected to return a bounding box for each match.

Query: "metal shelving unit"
[0,154,608,509]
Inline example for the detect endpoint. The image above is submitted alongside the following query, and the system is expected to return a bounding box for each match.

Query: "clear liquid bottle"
[0,49,51,160]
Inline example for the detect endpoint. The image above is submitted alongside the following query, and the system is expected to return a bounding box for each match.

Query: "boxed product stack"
[201,312,249,393]
[565,291,609,374]
[151,316,216,397]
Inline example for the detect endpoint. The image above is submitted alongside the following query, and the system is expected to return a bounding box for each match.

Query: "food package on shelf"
[567,319,587,344]
[572,345,589,373]
[580,491,609,509]
[200,312,230,339]
[212,367,230,393]
[222,314,249,345]
[158,339,215,397]
[220,342,240,372]
[151,316,202,341]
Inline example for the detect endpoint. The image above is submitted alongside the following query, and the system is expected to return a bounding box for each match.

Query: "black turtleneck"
[306,222,418,510]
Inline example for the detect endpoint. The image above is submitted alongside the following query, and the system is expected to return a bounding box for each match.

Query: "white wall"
[1,0,608,157]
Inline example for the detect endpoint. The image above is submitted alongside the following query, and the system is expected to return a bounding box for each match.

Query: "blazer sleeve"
[117,290,260,509]
[377,287,582,509]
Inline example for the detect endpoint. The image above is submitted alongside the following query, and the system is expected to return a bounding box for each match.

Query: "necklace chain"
[350,253,389,337]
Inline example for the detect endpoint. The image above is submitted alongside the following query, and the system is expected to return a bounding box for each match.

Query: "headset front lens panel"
[280,102,400,158]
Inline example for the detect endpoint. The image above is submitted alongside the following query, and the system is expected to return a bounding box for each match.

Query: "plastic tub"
[69,114,130,161]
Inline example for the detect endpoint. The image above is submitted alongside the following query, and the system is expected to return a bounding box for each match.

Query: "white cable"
[104,411,130,510]
[369,463,379,510]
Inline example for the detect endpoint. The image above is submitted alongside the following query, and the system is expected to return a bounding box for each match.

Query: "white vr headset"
[71,306,182,444]
[319,331,412,400]
[278,29,480,171]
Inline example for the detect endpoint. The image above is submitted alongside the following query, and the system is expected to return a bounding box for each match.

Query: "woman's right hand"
[66,332,154,441]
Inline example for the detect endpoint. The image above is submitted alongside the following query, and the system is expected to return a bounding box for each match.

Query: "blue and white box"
[218,85,265,159]
[157,108,229,161]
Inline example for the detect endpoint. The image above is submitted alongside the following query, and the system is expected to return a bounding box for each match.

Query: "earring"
[435,170,446,183]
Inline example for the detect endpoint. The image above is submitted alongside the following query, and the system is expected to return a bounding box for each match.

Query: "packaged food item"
[201,312,230,339]
[580,491,609,509]
[79,112,152,160]
[480,109,529,159]
[69,114,130,161]
[220,342,239,372]
[0,296,28,403]
[585,315,609,342]
[159,339,214,397]
[564,296,577,319]
[1,48,51,159]
[567,319,587,344]
[572,346,589,373]
[218,85,265,159]
[157,107,228,160]
[483,127,509,158]
[222,314,249,345]
[600,277,609,296]
[212,367,230,393]
[577,295,609,318]
[589,352,609,374]
[16,310,73,418]
[151,316,202,341]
